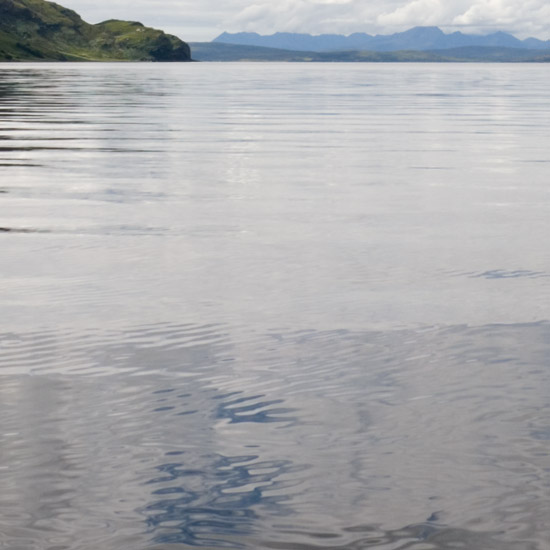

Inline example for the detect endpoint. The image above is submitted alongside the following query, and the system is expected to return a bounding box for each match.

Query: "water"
[1,62,550,549]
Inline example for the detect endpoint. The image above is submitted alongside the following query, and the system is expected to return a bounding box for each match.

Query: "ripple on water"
[0,227,48,233]
[1,321,549,548]
[470,269,549,280]
[2,62,550,550]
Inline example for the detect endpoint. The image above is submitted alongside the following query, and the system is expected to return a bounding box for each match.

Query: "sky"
[59,0,550,42]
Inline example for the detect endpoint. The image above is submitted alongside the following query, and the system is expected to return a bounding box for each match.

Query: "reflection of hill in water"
[0,321,549,548]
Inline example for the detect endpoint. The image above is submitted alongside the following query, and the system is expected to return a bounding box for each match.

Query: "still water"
[1,62,550,549]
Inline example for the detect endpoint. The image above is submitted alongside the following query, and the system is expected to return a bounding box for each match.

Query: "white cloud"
[58,0,550,41]
[377,0,446,27]
[224,0,550,38]
[453,0,550,35]
[228,0,362,34]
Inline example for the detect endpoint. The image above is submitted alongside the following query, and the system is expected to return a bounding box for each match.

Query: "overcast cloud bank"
[60,0,550,42]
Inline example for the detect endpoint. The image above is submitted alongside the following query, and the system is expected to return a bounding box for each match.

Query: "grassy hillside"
[0,0,191,61]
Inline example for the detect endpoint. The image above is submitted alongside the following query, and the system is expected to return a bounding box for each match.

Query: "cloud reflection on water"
[0,321,549,548]
[2,62,550,549]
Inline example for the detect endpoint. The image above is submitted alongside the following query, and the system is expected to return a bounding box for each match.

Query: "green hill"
[0,0,191,61]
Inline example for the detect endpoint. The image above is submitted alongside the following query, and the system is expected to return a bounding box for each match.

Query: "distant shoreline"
[190,42,550,63]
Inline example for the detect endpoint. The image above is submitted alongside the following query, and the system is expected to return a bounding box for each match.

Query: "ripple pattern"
[2,63,550,549]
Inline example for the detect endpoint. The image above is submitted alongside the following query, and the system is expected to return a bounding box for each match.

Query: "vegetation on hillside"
[0,0,191,61]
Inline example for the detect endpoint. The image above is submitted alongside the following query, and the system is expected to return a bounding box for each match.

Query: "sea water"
[1,62,550,549]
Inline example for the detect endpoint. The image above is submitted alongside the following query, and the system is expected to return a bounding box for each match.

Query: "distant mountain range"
[214,26,550,53]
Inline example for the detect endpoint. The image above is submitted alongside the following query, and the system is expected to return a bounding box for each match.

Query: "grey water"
[1,62,550,550]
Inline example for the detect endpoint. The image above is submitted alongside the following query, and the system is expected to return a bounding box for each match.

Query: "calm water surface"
[1,62,550,550]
